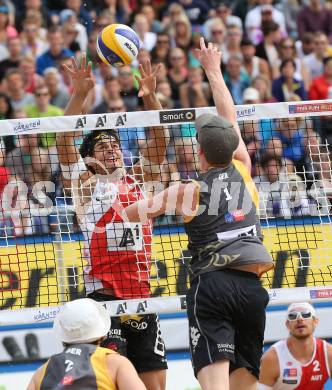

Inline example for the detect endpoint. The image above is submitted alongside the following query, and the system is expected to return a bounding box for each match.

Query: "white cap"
[286,302,316,318]
[243,87,260,102]
[53,299,111,344]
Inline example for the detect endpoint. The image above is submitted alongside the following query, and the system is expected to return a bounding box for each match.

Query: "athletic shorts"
[88,291,168,373]
[186,269,269,379]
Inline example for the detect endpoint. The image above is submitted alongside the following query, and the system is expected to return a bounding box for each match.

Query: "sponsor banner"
[1,223,332,324]
[0,99,331,136]
[288,102,332,115]
[159,109,196,124]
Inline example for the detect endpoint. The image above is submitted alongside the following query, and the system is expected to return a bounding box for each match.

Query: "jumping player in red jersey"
[56,53,169,390]
[259,302,332,390]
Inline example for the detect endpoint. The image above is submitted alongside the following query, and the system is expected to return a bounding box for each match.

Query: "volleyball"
[96,24,140,67]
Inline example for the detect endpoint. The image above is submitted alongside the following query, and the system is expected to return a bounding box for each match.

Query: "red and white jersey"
[272,338,330,390]
[82,174,152,299]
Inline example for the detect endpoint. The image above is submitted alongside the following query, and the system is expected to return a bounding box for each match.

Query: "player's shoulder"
[262,343,279,362]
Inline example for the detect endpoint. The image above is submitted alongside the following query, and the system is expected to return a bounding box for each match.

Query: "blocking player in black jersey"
[120,38,274,390]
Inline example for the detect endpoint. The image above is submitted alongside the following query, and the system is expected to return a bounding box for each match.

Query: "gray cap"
[195,113,239,165]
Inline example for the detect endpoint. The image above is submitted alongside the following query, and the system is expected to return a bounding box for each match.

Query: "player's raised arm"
[56,53,95,168]
[132,60,169,181]
[120,181,199,223]
[194,38,251,172]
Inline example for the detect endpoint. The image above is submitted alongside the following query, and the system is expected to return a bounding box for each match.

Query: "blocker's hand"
[62,52,95,96]
[135,59,161,98]
[194,37,222,73]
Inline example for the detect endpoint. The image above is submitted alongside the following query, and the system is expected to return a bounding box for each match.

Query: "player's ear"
[285,320,290,331]
[313,316,319,327]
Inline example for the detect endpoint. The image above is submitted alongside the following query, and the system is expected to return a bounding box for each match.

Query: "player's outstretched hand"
[62,52,95,97]
[135,59,161,98]
[194,37,222,73]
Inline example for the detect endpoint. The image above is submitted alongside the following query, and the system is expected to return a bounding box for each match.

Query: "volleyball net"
[1,99,332,325]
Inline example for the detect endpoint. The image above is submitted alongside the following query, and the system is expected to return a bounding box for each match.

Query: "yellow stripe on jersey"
[37,360,50,390]
[90,346,117,390]
[232,159,259,211]
[183,180,201,223]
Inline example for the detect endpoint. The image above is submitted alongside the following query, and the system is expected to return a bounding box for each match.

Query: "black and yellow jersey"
[184,160,272,280]
[38,344,117,390]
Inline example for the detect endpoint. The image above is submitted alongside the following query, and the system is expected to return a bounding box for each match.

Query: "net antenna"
[1,100,332,325]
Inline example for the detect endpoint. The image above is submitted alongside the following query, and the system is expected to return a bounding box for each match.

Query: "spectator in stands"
[66,0,93,35]
[157,80,172,100]
[222,24,243,65]
[0,36,22,82]
[161,3,186,34]
[173,136,199,180]
[25,85,64,148]
[224,55,250,104]
[170,14,192,51]
[240,38,270,81]
[179,66,211,108]
[273,37,311,89]
[36,26,74,75]
[59,56,74,94]
[255,153,310,218]
[266,136,295,174]
[280,0,301,39]
[21,18,48,57]
[204,18,225,52]
[60,8,88,53]
[304,32,332,79]
[309,56,332,101]
[133,13,156,52]
[93,74,120,114]
[117,65,139,111]
[296,32,315,59]
[297,0,332,41]
[213,2,242,31]
[23,9,47,41]
[4,68,34,110]
[151,32,171,63]
[15,0,48,33]
[175,0,210,26]
[0,2,17,61]
[44,67,70,109]
[245,0,286,45]
[274,117,306,171]
[140,4,163,34]
[272,59,307,102]
[251,74,275,103]
[168,47,188,107]
[255,21,282,73]
[19,54,43,94]
[0,92,13,120]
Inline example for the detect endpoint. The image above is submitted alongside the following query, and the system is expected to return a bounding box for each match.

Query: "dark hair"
[240,38,254,47]
[0,92,13,119]
[280,58,296,72]
[323,56,332,67]
[260,153,282,169]
[262,21,279,36]
[79,129,121,158]
[5,68,23,80]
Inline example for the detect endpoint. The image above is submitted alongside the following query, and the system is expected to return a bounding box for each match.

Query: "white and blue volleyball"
[96,24,140,67]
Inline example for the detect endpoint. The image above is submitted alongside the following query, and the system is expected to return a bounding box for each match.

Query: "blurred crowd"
[0,0,331,236]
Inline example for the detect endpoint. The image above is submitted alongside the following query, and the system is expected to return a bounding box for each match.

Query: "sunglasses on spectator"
[212,30,224,35]
[119,72,131,76]
[228,31,241,36]
[282,44,294,49]
[157,39,169,44]
[35,92,49,97]
[287,311,313,321]
[171,56,183,60]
